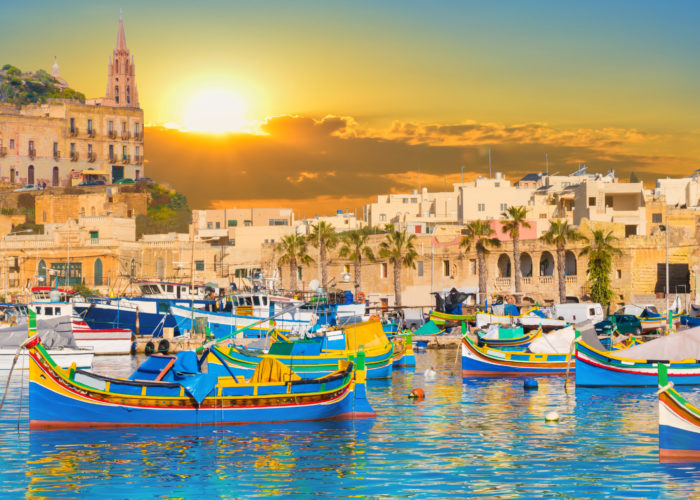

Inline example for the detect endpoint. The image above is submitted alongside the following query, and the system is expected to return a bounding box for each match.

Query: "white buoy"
[545,411,560,422]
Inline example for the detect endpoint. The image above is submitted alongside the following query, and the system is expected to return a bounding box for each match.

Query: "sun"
[183,89,249,133]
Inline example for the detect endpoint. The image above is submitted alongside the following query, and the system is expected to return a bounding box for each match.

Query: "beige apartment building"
[35,188,148,224]
[570,178,647,236]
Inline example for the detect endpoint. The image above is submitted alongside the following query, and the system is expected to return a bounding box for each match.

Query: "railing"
[28,148,36,159]
[123,154,131,164]
[109,154,118,163]
[539,276,554,284]
[521,277,532,285]
[108,130,117,139]
[495,277,511,287]
[133,131,143,140]
[88,129,96,138]
[565,275,577,284]
[70,152,79,161]
[0,146,7,157]
[53,150,61,159]
[121,131,130,140]
[87,152,96,162]
[70,127,79,137]
[133,155,143,164]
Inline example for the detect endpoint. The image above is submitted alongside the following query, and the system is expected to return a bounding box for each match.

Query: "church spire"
[104,10,139,108]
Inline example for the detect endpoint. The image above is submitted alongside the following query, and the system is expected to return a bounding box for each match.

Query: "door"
[28,165,34,184]
[112,165,124,181]
[52,166,59,186]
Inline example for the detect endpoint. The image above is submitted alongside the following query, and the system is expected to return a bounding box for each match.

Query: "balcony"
[121,131,130,140]
[0,146,7,157]
[28,148,36,159]
[87,129,96,138]
[53,150,61,160]
[108,130,117,139]
[565,275,578,284]
[123,154,131,164]
[521,277,532,285]
[70,127,79,137]
[87,152,96,162]
[70,151,79,162]
[539,276,554,284]
[109,154,118,163]
[495,277,512,287]
[133,155,143,164]
[133,131,143,141]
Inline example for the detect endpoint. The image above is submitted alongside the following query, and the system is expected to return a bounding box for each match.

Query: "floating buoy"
[545,411,560,422]
[523,378,539,390]
[408,388,425,400]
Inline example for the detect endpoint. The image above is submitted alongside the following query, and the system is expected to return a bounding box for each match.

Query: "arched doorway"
[28,165,34,184]
[38,259,46,285]
[565,250,577,276]
[94,258,103,286]
[520,253,533,277]
[497,254,512,277]
[539,251,555,276]
[52,166,59,186]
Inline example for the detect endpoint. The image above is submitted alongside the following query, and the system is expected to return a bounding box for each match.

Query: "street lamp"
[659,224,670,321]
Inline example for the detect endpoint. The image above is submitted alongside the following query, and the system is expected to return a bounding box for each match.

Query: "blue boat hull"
[74,305,178,337]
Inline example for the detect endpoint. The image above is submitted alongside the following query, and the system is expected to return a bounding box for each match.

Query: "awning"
[82,170,107,175]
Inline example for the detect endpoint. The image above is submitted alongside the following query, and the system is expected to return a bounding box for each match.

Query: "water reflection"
[1,349,700,497]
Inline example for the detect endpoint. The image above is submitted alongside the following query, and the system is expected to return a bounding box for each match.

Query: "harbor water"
[1,349,699,498]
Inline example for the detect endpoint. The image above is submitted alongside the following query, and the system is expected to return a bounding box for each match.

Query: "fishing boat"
[477,325,542,349]
[461,334,573,376]
[208,320,397,379]
[575,326,700,387]
[429,310,475,326]
[27,338,375,428]
[657,363,700,461]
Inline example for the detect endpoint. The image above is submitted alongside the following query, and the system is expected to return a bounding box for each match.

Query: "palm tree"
[338,227,375,295]
[308,221,339,290]
[501,206,531,295]
[580,229,622,311]
[460,219,501,306]
[276,234,314,291]
[379,228,418,307]
[539,220,583,303]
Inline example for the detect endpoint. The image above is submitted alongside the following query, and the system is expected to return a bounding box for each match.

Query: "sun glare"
[183,89,249,133]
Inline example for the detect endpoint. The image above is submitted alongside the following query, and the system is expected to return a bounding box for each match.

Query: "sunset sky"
[4,1,700,214]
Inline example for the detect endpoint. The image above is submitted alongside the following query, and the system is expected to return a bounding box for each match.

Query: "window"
[539,213,547,219]
[244,220,252,227]
[652,213,662,223]
[53,142,58,155]
[167,285,174,293]
[70,143,76,154]
[207,222,213,229]
[115,86,119,104]
[70,117,75,131]
[108,144,114,159]
[135,123,140,137]
[379,214,386,222]
[617,269,622,279]
[215,222,220,229]
[87,119,92,133]
[90,231,99,239]
[228,220,237,227]
[269,219,289,226]
[443,260,450,277]
[403,198,408,204]
[411,198,417,203]
[126,87,130,104]
[297,266,302,280]
[109,121,114,133]
[88,144,93,155]
[380,263,388,278]
[478,203,486,212]
[28,140,34,151]
[500,203,508,211]
[228,239,235,246]
[122,145,127,159]
[417,261,424,277]
[588,197,596,207]
[195,260,205,271]
[135,146,140,157]
[625,225,637,237]
[9,139,14,149]
[470,259,477,274]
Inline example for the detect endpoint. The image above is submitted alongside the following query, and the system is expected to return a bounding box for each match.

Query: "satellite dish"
[308,279,319,291]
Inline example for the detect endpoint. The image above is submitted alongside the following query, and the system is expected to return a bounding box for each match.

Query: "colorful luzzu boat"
[477,326,542,349]
[639,311,682,333]
[461,334,572,376]
[575,326,700,387]
[27,337,375,428]
[429,310,475,326]
[208,320,399,379]
[657,363,700,461]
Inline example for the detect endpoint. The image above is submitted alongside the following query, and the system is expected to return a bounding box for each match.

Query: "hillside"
[0,64,85,105]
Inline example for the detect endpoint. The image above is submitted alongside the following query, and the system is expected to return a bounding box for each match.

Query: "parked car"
[135,177,154,183]
[78,179,106,186]
[114,178,134,185]
[595,314,642,336]
[13,184,39,192]
[552,302,605,325]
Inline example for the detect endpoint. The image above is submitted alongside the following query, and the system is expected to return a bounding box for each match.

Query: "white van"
[552,303,605,325]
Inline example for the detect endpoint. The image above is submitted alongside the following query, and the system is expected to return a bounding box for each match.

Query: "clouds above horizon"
[145,114,698,215]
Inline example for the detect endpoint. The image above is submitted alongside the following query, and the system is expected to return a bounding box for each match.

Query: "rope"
[18,357,25,431]
[0,333,38,415]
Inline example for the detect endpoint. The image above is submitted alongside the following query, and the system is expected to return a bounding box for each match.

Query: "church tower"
[103,10,139,108]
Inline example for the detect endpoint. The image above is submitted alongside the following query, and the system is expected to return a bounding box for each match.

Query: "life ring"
[370,314,380,321]
[356,291,366,303]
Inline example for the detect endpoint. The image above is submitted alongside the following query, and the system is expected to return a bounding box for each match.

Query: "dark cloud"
[144,116,697,214]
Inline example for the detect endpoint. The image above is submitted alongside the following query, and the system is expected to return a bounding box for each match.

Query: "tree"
[308,221,339,290]
[338,227,375,295]
[276,234,313,292]
[460,220,501,306]
[501,206,531,295]
[539,220,583,303]
[580,229,622,310]
[379,228,418,307]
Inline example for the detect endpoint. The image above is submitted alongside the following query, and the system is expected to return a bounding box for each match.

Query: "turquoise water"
[2,349,700,498]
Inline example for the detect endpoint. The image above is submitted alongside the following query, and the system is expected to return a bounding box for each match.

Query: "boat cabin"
[135,280,222,301]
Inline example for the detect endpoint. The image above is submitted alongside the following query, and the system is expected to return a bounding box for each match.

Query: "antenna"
[545,152,549,176]
[488,149,492,178]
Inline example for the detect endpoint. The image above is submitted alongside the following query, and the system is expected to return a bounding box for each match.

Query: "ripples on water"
[1,350,699,498]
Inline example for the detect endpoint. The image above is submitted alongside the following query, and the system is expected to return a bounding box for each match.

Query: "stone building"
[35,188,148,224]
[0,13,144,187]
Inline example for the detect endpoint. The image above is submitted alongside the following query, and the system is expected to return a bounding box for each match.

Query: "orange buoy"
[408,388,425,400]
[370,314,381,321]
